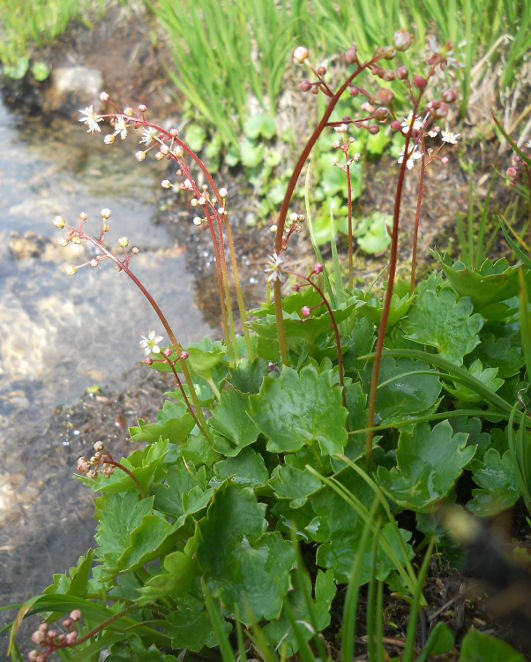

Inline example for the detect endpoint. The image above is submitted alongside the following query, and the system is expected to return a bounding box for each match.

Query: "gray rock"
[43,66,104,115]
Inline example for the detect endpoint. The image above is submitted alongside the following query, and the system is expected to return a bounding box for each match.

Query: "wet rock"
[43,66,104,116]
[9,231,52,259]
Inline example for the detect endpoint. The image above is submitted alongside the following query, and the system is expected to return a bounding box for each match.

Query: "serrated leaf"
[94,492,154,572]
[227,356,268,394]
[213,447,269,487]
[402,286,484,365]
[307,469,413,583]
[269,465,322,507]
[137,548,201,604]
[196,482,295,623]
[166,593,224,651]
[151,458,199,517]
[186,346,226,382]
[357,291,413,326]
[355,212,392,254]
[263,569,336,656]
[209,388,259,454]
[130,400,195,444]
[272,500,314,542]
[468,331,524,378]
[249,364,348,455]
[459,627,526,661]
[468,449,519,516]
[444,359,504,403]
[377,421,475,512]
[367,357,442,425]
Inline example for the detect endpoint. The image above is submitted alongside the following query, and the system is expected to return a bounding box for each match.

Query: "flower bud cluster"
[77,441,115,480]
[27,610,82,661]
[506,151,530,187]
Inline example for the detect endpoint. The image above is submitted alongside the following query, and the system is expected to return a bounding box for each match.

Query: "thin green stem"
[410,141,426,295]
[274,279,290,366]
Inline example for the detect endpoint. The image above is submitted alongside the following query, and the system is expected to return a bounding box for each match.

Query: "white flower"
[401,111,423,132]
[139,329,164,356]
[79,106,103,133]
[114,116,128,140]
[140,126,159,144]
[427,37,464,70]
[441,128,460,144]
[265,252,288,283]
[427,125,440,138]
[398,145,423,170]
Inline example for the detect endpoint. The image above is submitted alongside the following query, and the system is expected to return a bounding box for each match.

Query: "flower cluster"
[77,441,115,480]
[27,610,82,661]
[506,149,530,187]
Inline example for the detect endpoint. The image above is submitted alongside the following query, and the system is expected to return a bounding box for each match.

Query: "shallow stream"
[0,100,212,644]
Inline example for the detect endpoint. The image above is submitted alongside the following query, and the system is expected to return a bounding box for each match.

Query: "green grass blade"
[203,579,237,662]
[366,517,382,662]
[518,267,531,379]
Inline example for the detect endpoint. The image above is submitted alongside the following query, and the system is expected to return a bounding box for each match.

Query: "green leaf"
[3,56,29,80]
[263,569,336,656]
[355,212,392,254]
[468,331,524,379]
[377,421,476,512]
[151,457,200,517]
[240,138,264,168]
[228,356,268,394]
[185,124,207,151]
[402,286,484,365]
[444,359,504,403]
[416,622,455,662]
[196,481,295,623]
[213,447,269,487]
[269,465,322,507]
[186,346,226,382]
[459,627,526,661]
[137,547,201,604]
[357,290,413,327]
[368,357,442,425]
[108,634,179,662]
[31,61,49,81]
[130,400,195,444]
[43,550,94,599]
[249,364,348,455]
[468,449,520,516]
[209,388,259,455]
[166,593,223,651]
[367,130,391,155]
[244,113,276,139]
[308,469,413,583]
[94,492,154,573]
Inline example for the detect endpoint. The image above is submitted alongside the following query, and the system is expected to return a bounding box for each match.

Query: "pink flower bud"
[36,655,46,662]
[441,156,449,164]
[393,28,414,52]
[374,107,389,121]
[383,69,395,81]
[396,66,409,80]
[391,120,401,131]
[314,263,323,273]
[317,65,326,76]
[66,631,78,644]
[412,75,427,89]
[343,46,356,65]
[144,357,153,366]
[349,85,359,96]
[47,630,58,640]
[300,79,312,92]
[301,306,311,317]
[368,124,380,135]
[506,167,517,177]
[31,632,45,644]
[441,89,456,104]
[179,351,189,360]
[100,91,109,101]
[375,88,394,106]
[514,155,520,162]
[38,624,48,633]
[427,99,441,110]
[332,140,340,149]
[28,650,38,661]
[63,618,72,627]
[372,65,385,78]
[70,610,82,621]
[138,104,147,112]
[163,348,172,357]
[311,87,318,95]
[292,284,300,292]
[432,102,449,119]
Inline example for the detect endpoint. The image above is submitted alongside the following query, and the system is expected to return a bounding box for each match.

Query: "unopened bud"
[104,224,110,232]
[368,124,380,134]
[193,217,202,226]
[506,167,517,177]
[118,237,129,248]
[218,207,225,215]
[155,152,164,160]
[375,88,394,105]
[317,65,326,76]
[100,91,109,101]
[441,156,449,164]
[374,107,389,121]
[163,348,172,357]
[170,128,179,137]
[292,284,300,292]
[53,215,65,229]
[65,631,78,644]
[135,151,146,162]
[179,351,189,360]
[138,104,147,112]
[90,259,98,267]
[94,441,104,451]
[293,46,309,64]
[412,75,427,89]
[59,237,68,247]
[392,28,414,52]
[104,134,115,145]
[383,69,395,81]
[432,102,449,119]
[161,179,172,189]
[144,357,153,365]
[65,265,77,275]
[31,632,45,644]
[28,650,38,661]
[301,306,311,317]
[382,45,397,60]
[349,85,359,96]
[100,208,111,219]
[331,156,339,165]
[300,79,312,92]
[132,246,139,254]
[114,265,122,272]
[79,211,88,221]
[219,187,228,198]
[344,46,357,64]
[397,66,409,80]
[314,263,323,273]
[270,224,278,232]
[441,89,456,104]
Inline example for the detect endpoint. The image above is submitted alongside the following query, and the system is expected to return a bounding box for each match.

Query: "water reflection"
[0,99,211,638]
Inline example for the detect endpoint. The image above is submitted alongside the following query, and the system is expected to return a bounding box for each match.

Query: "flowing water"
[0,100,212,647]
